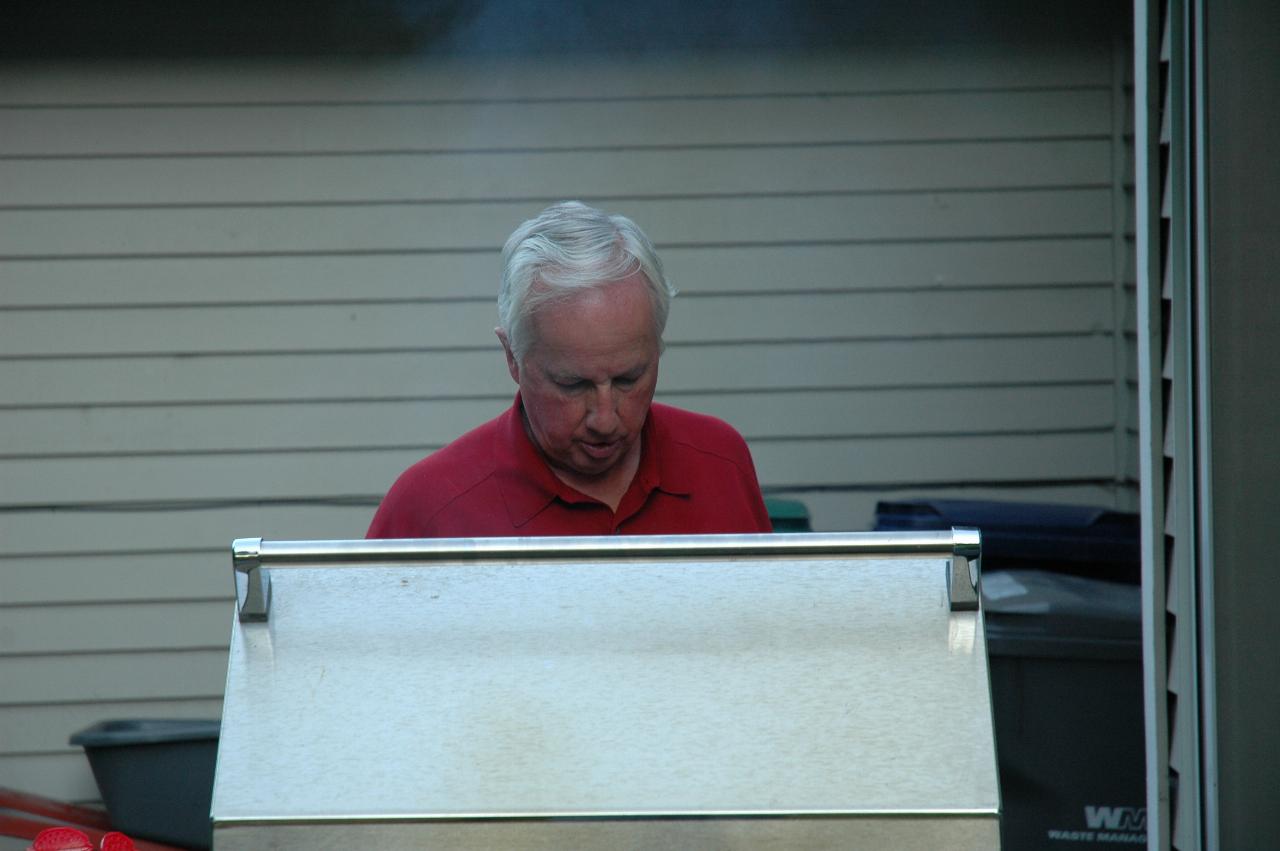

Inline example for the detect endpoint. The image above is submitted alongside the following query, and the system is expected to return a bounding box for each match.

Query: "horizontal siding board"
[0,289,1115,357]
[0,398,494,457]
[692,386,1115,440]
[0,240,1116,308]
[0,432,1117,506]
[0,650,229,705]
[0,504,372,556]
[0,448,412,505]
[1,602,231,655]
[1,385,1115,457]
[673,239,1116,292]
[0,350,513,406]
[594,336,1118,393]
[0,753,100,801]
[0,338,1117,406]
[0,52,1112,107]
[667,288,1112,343]
[2,552,230,605]
[0,301,500,357]
[0,253,507,307]
[753,432,1117,487]
[0,699,223,756]
[0,93,1110,157]
[0,191,1113,257]
[1,140,1111,205]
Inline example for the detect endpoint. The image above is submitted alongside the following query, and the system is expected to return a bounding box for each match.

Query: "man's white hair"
[498,201,676,361]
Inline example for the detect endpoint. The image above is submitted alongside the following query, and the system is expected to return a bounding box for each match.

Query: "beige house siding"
[0,44,1134,798]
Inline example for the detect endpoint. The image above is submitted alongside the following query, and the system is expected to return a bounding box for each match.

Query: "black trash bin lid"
[874,498,1139,582]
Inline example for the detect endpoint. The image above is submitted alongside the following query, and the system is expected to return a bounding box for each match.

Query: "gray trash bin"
[70,719,218,850]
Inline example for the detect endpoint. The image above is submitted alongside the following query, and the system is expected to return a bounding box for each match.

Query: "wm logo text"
[1085,806,1147,832]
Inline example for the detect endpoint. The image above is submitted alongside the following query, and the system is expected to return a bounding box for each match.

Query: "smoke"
[2,0,1126,59]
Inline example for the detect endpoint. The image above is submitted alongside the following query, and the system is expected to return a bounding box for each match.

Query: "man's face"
[502,272,661,484]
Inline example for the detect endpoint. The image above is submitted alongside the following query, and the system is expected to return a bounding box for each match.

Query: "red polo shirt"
[367,396,771,538]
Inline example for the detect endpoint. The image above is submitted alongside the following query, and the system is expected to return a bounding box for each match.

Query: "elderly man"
[367,201,771,537]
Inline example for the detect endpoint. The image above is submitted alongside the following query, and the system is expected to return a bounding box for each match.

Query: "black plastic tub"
[70,719,219,850]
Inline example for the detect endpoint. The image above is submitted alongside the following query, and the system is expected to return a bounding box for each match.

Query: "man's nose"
[585,384,620,432]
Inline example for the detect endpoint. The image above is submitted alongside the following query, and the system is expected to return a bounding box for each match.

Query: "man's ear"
[495,327,520,384]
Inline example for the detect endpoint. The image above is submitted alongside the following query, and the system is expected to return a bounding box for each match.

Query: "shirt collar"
[636,402,692,497]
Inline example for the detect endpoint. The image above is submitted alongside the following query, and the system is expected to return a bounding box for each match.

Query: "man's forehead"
[543,356,648,377]
[536,341,654,371]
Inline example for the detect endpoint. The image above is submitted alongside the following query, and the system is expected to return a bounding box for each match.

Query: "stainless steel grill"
[212,531,999,849]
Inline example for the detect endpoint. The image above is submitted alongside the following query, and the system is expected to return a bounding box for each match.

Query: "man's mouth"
[579,438,621,460]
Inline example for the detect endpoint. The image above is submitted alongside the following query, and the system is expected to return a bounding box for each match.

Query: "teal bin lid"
[764,497,811,532]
